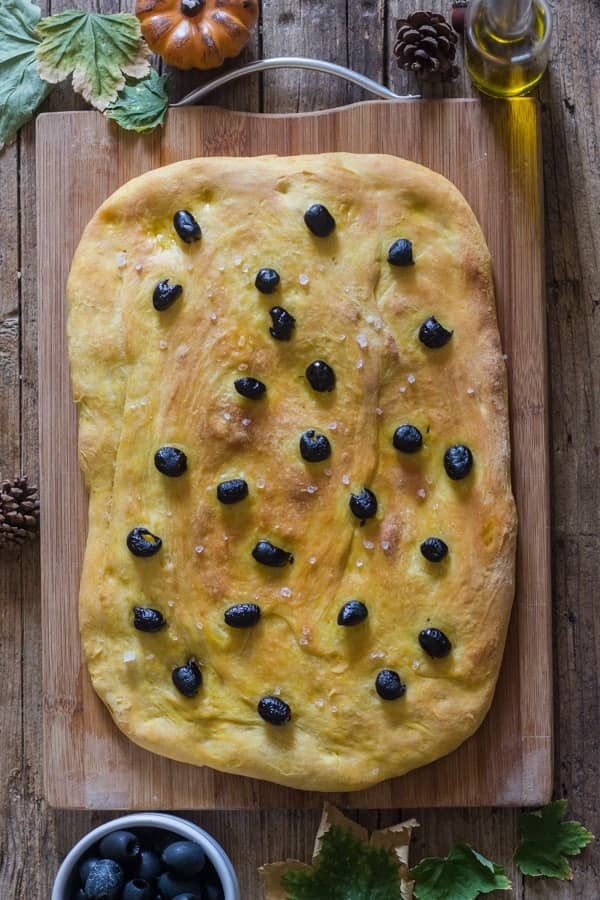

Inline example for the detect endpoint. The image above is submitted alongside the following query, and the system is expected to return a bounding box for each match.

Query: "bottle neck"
[483,0,534,37]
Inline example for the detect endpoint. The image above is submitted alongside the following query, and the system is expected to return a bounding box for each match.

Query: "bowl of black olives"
[52,812,240,900]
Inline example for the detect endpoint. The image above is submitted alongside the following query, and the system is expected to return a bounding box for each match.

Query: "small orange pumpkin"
[136,0,258,71]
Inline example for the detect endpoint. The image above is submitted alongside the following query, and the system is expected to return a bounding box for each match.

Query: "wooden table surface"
[1,1,598,897]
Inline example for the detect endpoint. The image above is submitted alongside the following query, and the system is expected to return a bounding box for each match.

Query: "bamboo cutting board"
[38,100,551,809]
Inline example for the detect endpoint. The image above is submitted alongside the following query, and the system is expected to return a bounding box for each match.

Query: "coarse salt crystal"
[176,344,189,359]
[123,651,136,663]
[196,621,203,630]
[330,705,338,713]
[324,468,332,477]
[356,560,364,568]
[238,335,246,347]
[195,545,205,554]
[242,264,249,273]
[372,318,382,331]
[241,417,252,427]
[223,535,229,542]
[238,362,249,371]
[381,540,391,552]
[315,698,325,708]
[412,660,421,671]
[298,273,309,285]
[134,262,143,272]
[400,386,406,394]
[299,637,309,646]
[467,387,475,396]
[233,256,242,267]
[272,686,281,696]
[145,653,154,661]
[159,340,168,350]
[356,359,364,369]
[166,511,173,518]
[341,473,350,485]
[339,334,347,342]
[375,407,383,416]
[309,556,317,565]
[328,422,337,430]
[370,767,380,777]
[369,650,385,660]
[407,373,416,384]
[218,265,225,272]
[207,289,214,298]
[116,251,127,268]
[363,540,374,550]
[256,478,265,489]
[357,333,368,348]
[306,484,318,494]
[417,487,427,499]
[168,600,175,607]
[433,502,440,511]
[223,411,232,421]
[210,312,218,322]
[280,587,292,598]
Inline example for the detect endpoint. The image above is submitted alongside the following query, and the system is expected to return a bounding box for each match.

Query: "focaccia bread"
[67,153,517,792]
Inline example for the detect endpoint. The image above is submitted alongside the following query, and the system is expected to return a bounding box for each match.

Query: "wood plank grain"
[38,99,551,811]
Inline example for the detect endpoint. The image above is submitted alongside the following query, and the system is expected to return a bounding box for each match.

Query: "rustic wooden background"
[1,0,598,897]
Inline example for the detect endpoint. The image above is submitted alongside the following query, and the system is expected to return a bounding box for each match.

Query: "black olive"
[173,210,201,243]
[419,627,452,658]
[387,238,414,266]
[99,830,141,864]
[154,446,187,476]
[304,203,336,237]
[152,279,183,311]
[172,659,202,696]
[234,376,266,399]
[419,316,453,348]
[255,267,280,294]
[252,540,294,567]
[126,527,162,557]
[180,0,204,16]
[393,424,423,453]
[305,359,336,392]
[375,669,407,700]
[161,840,206,876]
[299,429,331,462]
[133,606,166,632]
[157,872,204,898]
[444,444,473,480]
[137,850,162,882]
[258,696,291,725]
[121,880,153,900]
[337,600,368,626]
[420,537,448,562]
[349,487,378,521]
[216,478,248,504]
[224,603,261,628]
[79,858,100,883]
[84,859,124,900]
[269,306,295,340]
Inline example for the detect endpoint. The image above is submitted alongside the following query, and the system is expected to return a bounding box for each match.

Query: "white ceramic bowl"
[52,812,240,900]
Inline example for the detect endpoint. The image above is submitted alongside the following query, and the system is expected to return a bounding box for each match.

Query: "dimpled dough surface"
[67,153,517,792]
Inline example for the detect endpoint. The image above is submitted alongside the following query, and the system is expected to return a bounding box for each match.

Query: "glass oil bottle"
[465,0,553,98]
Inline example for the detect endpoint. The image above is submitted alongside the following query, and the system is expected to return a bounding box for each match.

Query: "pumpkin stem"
[181,0,205,16]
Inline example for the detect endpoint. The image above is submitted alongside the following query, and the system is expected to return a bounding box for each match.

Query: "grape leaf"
[106,70,169,133]
[282,824,404,900]
[514,800,594,880]
[0,0,54,150]
[410,843,511,899]
[36,10,149,111]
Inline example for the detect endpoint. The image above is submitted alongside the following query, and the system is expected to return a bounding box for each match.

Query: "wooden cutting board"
[37,100,551,810]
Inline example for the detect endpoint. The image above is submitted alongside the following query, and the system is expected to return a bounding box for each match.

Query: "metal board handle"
[173,57,419,107]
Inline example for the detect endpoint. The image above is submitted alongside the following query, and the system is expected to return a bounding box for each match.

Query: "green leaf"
[0,0,54,150]
[514,800,594,880]
[282,824,403,900]
[106,70,169,134]
[36,10,149,111]
[410,843,511,899]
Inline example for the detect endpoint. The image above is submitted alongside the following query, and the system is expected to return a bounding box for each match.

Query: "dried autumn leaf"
[36,10,149,111]
[106,70,169,133]
[0,0,54,150]
[514,800,595,880]
[260,804,418,900]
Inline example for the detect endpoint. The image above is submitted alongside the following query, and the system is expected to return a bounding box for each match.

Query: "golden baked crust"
[67,153,517,792]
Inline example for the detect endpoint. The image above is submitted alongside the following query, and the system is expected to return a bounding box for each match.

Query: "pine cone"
[394,11,459,82]
[0,476,40,549]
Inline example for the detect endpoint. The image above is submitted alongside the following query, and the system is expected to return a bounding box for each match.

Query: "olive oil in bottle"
[466,0,552,98]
